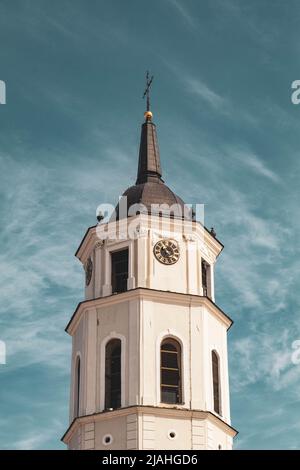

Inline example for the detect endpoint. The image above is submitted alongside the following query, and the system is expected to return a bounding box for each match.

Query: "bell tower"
[62,81,237,450]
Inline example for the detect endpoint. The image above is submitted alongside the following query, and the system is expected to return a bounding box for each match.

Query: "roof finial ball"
[143,70,154,121]
[144,110,153,121]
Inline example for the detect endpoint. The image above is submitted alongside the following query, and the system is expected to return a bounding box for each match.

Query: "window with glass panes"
[160,338,182,404]
[105,339,121,409]
[111,249,128,294]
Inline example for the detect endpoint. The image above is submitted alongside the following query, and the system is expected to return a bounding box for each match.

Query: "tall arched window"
[212,350,221,415]
[105,339,121,410]
[74,356,81,418]
[160,338,182,404]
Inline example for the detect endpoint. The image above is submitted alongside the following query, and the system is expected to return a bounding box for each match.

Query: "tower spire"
[136,71,162,184]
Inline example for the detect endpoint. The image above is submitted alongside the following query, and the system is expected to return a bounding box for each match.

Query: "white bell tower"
[62,95,237,450]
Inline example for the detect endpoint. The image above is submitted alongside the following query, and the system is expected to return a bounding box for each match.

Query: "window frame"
[201,258,211,298]
[74,355,81,418]
[212,350,222,416]
[105,338,122,410]
[160,337,182,405]
[111,248,129,294]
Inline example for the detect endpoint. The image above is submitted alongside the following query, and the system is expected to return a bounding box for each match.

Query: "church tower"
[62,80,237,450]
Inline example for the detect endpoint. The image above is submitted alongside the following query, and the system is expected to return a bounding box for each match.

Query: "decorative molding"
[66,288,233,336]
[152,231,181,243]
[183,234,197,242]
[198,241,215,264]
[75,216,223,265]
[126,414,138,450]
[134,224,149,238]
[61,406,237,445]
[95,240,104,249]
[143,415,155,450]
[83,422,95,450]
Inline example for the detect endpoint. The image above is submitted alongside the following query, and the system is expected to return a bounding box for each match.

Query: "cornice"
[75,216,224,264]
[62,405,237,444]
[66,288,233,335]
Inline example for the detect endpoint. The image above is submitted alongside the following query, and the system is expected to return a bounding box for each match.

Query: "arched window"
[161,338,182,404]
[105,339,121,409]
[212,350,221,415]
[74,356,81,418]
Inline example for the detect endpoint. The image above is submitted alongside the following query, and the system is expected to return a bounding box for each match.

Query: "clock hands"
[153,239,180,265]
[162,247,173,257]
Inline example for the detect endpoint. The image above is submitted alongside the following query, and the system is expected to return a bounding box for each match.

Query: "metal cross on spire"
[143,70,154,112]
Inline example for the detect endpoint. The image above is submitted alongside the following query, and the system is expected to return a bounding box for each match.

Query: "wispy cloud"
[160,59,231,117]
[185,77,226,110]
[229,148,280,183]
[167,0,196,29]
[161,61,261,126]
[230,329,298,392]
[0,134,134,448]
[215,0,281,50]
[16,434,51,451]
[0,140,132,372]
[10,417,64,450]
[159,117,300,435]
[1,0,300,451]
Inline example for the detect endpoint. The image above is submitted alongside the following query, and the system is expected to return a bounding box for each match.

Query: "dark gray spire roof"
[114,114,190,221]
[136,119,162,184]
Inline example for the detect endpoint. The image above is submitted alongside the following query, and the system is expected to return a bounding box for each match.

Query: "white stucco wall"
[65,214,235,449]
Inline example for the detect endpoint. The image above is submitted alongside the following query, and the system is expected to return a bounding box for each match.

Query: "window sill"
[159,402,186,408]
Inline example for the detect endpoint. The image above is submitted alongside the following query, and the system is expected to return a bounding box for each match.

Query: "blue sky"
[0,0,300,449]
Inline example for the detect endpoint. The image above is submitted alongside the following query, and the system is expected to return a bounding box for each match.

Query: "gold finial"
[143,70,154,120]
[144,110,153,121]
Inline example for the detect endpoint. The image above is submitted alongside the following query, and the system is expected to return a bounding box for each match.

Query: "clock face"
[85,257,93,286]
[153,239,180,265]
